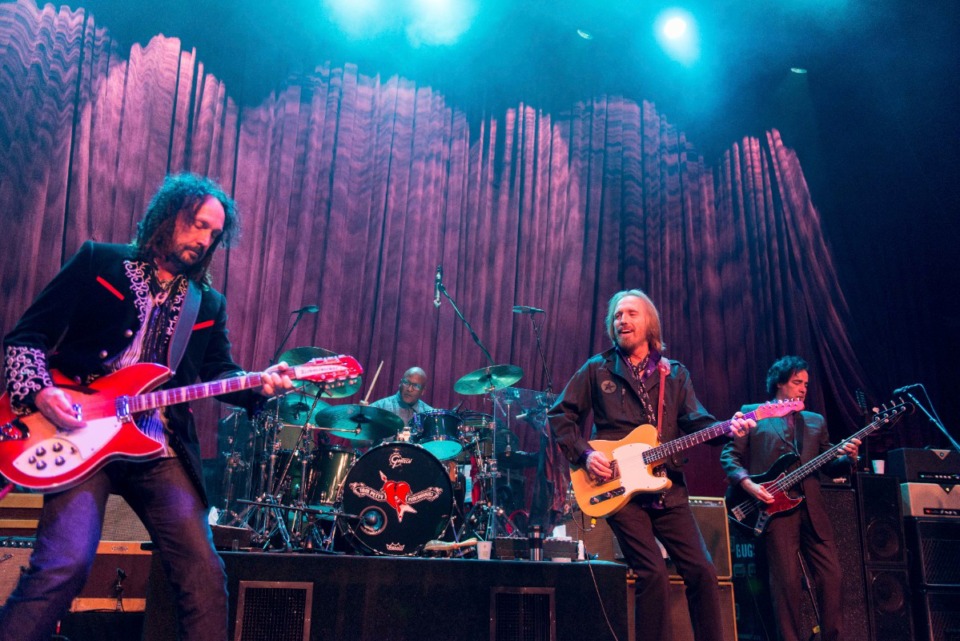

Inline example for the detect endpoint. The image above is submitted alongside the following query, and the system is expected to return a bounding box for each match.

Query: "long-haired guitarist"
[0,174,294,641]
[548,289,755,641]
[720,356,859,641]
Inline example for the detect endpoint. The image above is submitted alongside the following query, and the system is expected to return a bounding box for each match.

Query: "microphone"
[434,265,442,308]
[893,383,919,395]
[291,305,319,314]
[513,305,545,314]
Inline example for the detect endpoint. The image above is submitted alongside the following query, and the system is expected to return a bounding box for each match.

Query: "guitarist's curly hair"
[133,174,240,284]
[766,356,809,398]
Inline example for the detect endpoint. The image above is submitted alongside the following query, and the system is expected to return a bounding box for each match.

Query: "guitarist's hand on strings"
[585,450,613,481]
[740,478,775,504]
[35,386,86,431]
[258,361,295,397]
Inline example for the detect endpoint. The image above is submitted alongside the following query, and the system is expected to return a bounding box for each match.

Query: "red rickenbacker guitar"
[0,355,362,492]
[725,400,909,536]
[570,399,803,518]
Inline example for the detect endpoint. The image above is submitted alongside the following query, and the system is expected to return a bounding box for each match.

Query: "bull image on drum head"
[338,442,452,555]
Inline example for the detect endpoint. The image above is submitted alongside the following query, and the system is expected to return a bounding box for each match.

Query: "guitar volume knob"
[35,446,46,456]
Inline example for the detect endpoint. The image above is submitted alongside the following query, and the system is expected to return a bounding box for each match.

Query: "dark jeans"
[0,458,227,641]
[608,498,723,641]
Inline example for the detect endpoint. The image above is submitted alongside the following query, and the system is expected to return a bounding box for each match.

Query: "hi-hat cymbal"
[266,392,328,425]
[277,346,362,398]
[453,364,523,395]
[312,404,403,442]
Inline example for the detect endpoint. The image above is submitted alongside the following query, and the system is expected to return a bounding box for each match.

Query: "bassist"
[720,356,859,641]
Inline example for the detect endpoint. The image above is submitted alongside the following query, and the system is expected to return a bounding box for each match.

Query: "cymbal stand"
[216,411,250,524]
[463,389,518,541]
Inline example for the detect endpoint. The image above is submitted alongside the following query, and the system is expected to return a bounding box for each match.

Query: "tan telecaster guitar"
[570,399,803,518]
[0,355,362,492]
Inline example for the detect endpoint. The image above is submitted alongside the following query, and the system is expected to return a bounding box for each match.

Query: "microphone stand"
[270,309,315,365]
[904,388,960,452]
[437,281,495,367]
[526,312,554,394]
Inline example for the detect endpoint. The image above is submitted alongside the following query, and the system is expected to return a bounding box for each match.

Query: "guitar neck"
[129,372,265,413]
[643,410,759,464]
[767,408,900,493]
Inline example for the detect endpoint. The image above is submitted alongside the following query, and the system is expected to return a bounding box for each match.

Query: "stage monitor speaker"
[234,581,312,641]
[887,449,960,484]
[666,580,736,641]
[491,587,555,641]
[905,519,960,588]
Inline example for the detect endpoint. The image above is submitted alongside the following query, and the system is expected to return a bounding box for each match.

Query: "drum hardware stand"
[458,393,520,542]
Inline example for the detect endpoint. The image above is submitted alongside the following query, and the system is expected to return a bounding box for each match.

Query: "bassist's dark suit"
[720,406,854,641]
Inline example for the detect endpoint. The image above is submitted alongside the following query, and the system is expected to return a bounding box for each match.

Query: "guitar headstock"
[295,355,364,389]
[871,400,910,425]
[754,398,804,420]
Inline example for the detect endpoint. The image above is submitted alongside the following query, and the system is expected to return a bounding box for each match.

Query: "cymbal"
[277,346,361,398]
[266,392,328,425]
[312,404,403,442]
[453,364,523,395]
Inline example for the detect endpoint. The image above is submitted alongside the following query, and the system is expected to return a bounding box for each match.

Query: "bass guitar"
[725,400,908,536]
[570,399,802,518]
[0,355,362,492]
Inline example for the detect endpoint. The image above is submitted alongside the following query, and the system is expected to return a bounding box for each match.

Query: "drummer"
[369,367,434,434]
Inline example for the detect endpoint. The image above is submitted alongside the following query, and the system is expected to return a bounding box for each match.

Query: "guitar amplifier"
[900,483,960,518]
[887,448,960,484]
[0,493,43,536]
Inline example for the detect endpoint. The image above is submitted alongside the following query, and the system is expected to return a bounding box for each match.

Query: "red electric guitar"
[0,355,362,492]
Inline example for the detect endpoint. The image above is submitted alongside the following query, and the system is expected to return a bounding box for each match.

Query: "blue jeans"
[0,458,227,641]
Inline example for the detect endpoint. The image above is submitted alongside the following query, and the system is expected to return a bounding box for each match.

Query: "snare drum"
[412,410,464,461]
[338,442,452,556]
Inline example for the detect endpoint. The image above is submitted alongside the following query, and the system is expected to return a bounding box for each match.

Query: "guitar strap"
[655,357,669,443]
[167,280,201,374]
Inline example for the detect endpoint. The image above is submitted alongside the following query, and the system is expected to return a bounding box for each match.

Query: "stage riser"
[144,554,628,641]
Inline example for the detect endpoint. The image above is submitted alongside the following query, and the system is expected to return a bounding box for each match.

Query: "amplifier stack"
[888,448,960,641]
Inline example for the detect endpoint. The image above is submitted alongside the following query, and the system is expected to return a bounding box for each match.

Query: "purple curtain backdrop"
[0,0,880,503]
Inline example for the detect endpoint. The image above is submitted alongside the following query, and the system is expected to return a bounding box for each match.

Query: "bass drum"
[337,442,452,556]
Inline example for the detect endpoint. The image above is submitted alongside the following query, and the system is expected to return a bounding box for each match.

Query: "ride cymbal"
[312,404,403,442]
[453,364,523,395]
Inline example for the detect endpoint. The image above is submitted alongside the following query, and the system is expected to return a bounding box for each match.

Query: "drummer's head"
[399,367,428,406]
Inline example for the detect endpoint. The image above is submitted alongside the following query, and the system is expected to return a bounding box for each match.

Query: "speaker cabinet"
[905,519,960,588]
[915,590,960,641]
[234,581,312,641]
[857,474,908,567]
[574,496,731,580]
[491,587,556,641]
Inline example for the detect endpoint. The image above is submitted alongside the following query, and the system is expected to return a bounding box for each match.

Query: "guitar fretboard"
[129,373,264,413]
[767,404,907,495]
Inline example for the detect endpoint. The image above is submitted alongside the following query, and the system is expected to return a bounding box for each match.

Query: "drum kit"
[216,348,528,557]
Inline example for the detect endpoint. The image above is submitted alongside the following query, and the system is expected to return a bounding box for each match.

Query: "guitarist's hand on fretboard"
[35,387,85,431]
[257,361,296,397]
[739,478,775,504]
[836,437,861,461]
[729,411,756,437]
